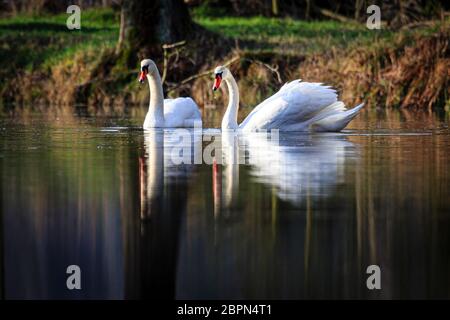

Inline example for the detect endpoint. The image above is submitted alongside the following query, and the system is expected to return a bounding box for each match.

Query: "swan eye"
[215,72,222,79]
[141,65,148,72]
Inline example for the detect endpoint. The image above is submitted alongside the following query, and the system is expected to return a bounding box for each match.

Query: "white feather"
[216,73,363,132]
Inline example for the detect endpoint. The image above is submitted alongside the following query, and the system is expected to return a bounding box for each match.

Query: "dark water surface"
[0,108,449,299]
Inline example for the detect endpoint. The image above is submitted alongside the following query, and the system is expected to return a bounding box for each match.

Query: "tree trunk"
[305,0,312,20]
[117,0,192,55]
[271,0,279,16]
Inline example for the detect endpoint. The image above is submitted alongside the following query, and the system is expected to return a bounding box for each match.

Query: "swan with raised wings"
[212,66,363,132]
[139,59,202,129]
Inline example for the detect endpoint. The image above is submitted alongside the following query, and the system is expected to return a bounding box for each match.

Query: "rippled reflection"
[135,129,201,299]
[139,129,201,219]
[245,132,357,206]
[211,131,357,210]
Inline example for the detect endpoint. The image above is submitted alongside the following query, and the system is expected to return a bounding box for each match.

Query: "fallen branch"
[400,20,442,30]
[166,56,240,93]
[315,7,359,24]
[162,40,186,50]
[242,58,283,84]
[166,55,285,93]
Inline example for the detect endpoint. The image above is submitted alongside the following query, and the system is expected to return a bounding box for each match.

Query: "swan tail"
[317,101,348,115]
[310,103,364,132]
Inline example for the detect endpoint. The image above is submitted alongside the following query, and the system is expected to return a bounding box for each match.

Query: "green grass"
[0,8,119,73]
[193,15,446,55]
[0,7,439,73]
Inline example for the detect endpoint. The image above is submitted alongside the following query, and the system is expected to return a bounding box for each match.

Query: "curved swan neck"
[145,70,165,127]
[221,75,239,130]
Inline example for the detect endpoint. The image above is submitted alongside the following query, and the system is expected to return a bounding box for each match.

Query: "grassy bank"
[0,8,117,71]
[0,8,448,111]
[195,15,396,55]
[191,14,449,111]
[0,8,118,106]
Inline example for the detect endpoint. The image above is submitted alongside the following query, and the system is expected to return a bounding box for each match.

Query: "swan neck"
[221,75,239,130]
[145,71,165,127]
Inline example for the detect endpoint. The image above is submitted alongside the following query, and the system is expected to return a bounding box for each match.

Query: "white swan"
[212,66,364,132]
[139,59,202,129]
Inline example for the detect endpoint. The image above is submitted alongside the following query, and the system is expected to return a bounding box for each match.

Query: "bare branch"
[315,7,359,24]
[161,41,186,84]
[162,40,186,50]
[242,58,283,84]
[166,56,241,93]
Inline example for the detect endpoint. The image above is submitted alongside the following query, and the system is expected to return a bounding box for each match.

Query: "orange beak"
[213,74,222,91]
[139,70,147,83]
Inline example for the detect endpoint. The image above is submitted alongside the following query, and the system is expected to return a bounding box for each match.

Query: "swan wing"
[240,80,338,131]
[163,97,202,127]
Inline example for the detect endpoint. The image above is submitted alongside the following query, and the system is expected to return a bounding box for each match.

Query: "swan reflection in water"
[140,129,202,219]
[212,130,358,212]
[134,128,357,298]
[178,130,359,299]
[137,128,201,298]
[212,131,241,216]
